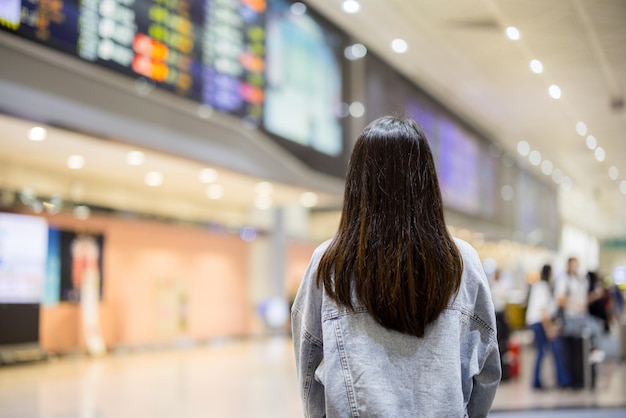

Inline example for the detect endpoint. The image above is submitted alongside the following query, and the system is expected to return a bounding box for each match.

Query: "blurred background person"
[526,264,570,390]
[587,271,610,334]
[608,278,625,324]
[555,258,600,341]
[490,270,511,380]
[555,257,604,389]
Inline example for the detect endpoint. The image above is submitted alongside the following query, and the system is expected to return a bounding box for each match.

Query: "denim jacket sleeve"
[467,341,500,417]
[291,242,329,418]
[455,238,502,417]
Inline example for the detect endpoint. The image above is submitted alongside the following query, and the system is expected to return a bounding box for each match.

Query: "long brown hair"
[316,116,463,338]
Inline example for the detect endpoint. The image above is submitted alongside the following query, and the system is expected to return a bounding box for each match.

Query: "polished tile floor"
[0,332,625,418]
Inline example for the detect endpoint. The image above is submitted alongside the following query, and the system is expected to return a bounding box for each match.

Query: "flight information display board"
[263,0,344,157]
[0,0,266,119]
[203,0,265,118]
[438,117,481,216]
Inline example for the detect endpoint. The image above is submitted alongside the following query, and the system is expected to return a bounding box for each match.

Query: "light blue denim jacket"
[291,238,501,418]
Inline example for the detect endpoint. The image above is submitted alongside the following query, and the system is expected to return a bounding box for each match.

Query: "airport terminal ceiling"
[0,0,625,240]
[306,0,626,239]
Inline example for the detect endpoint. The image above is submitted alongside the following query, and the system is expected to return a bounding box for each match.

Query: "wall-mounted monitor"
[0,212,47,346]
[438,118,481,216]
[263,0,344,157]
[0,213,48,304]
[365,53,486,218]
[260,0,348,177]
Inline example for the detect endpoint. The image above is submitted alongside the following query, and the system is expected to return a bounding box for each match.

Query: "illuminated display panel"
[0,0,265,117]
[0,0,80,52]
[366,53,486,217]
[263,0,345,157]
[202,0,266,118]
[479,149,498,219]
[438,118,481,216]
[0,213,48,304]
[406,98,440,164]
[366,55,441,157]
[516,171,560,248]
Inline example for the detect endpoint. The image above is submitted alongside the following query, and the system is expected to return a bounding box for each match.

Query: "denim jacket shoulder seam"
[303,329,323,346]
[322,303,496,339]
[479,338,500,372]
[447,302,497,338]
[323,306,368,321]
[293,307,323,346]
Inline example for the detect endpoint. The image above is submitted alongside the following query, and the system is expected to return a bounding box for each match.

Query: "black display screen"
[0,304,40,345]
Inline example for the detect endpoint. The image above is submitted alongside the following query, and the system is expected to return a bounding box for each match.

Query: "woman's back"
[292,238,500,417]
[291,116,501,417]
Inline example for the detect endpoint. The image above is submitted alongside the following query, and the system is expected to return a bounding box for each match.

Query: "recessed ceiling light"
[73,205,90,220]
[528,150,541,166]
[344,43,367,60]
[342,0,360,14]
[620,180,626,195]
[239,226,257,242]
[300,192,319,208]
[594,147,605,162]
[517,140,530,156]
[349,101,365,117]
[198,168,218,183]
[28,126,47,141]
[548,84,561,99]
[391,38,408,53]
[551,168,564,184]
[19,187,36,206]
[529,59,543,74]
[206,184,224,199]
[145,171,163,187]
[585,135,597,150]
[505,26,520,40]
[291,2,306,15]
[561,176,573,190]
[126,150,145,166]
[576,121,587,136]
[197,105,213,119]
[44,194,62,215]
[254,195,273,209]
[608,166,619,180]
[255,181,273,195]
[541,160,553,175]
[67,155,85,169]
[500,185,514,201]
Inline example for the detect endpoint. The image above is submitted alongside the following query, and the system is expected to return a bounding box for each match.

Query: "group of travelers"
[524,257,622,390]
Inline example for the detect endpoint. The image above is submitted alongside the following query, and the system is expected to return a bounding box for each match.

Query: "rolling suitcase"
[562,335,593,389]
